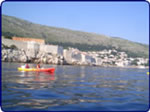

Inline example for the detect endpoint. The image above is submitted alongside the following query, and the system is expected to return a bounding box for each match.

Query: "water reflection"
[80,66,85,79]
[34,72,55,82]
[20,72,55,82]
[12,72,55,90]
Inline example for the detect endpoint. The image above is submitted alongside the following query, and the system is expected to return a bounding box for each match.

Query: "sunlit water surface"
[2,62,149,111]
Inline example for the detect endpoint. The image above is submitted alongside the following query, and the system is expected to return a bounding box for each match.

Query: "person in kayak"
[36,64,40,69]
[25,64,30,68]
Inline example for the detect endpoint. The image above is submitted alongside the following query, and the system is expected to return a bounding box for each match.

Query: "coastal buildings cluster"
[2,37,149,68]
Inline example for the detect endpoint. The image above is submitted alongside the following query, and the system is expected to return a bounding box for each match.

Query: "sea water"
[2,62,149,111]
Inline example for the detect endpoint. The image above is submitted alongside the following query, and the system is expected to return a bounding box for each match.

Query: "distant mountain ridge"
[2,15,149,58]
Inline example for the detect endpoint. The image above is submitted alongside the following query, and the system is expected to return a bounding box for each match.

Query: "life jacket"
[25,64,29,68]
[37,64,40,68]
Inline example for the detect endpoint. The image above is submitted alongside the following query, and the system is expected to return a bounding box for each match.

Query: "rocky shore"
[2,47,149,69]
[2,38,149,68]
[2,48,64,65]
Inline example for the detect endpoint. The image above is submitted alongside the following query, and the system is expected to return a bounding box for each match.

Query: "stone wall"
[2,38,28,50]
[39,44,63,56]
[2,38,64,56]
[57,46,63,56]
[63,49,73,64]
[63,48,96,65]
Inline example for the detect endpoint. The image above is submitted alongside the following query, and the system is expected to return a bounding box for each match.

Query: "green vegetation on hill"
[2,15,149,58]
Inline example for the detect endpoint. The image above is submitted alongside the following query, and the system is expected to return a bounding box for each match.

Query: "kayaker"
[36,64,40,69]
[25,64,30,68]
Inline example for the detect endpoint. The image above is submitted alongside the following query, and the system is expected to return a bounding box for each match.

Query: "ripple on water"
[2,62,149,111]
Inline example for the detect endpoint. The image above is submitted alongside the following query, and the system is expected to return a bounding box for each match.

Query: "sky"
[2,2,149,44]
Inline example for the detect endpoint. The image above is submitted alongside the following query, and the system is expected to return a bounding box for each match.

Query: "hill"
[2,15,149,58]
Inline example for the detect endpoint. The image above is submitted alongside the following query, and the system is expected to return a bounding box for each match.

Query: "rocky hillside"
[2,15,149,58]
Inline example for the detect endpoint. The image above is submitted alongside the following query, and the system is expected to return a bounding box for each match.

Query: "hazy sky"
[2,2,149,44]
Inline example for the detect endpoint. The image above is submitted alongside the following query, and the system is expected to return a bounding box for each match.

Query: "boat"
[18,67,55,73]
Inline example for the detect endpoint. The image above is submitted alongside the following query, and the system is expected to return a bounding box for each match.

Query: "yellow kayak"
[18,67,55,73]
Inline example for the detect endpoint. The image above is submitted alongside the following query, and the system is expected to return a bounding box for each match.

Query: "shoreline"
[2,39,149,69]
[2,61,149,69]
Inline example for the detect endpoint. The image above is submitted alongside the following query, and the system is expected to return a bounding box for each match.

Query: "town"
[2,37,149,68]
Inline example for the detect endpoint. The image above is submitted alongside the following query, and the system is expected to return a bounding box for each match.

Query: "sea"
[2,62,149,111]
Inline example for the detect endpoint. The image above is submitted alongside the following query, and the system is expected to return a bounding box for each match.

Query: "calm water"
[2,62,149,111]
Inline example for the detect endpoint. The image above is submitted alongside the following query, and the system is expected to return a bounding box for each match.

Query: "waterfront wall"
[2,38,28,50]
[40,44,63,56]
[2,38,63,56]
[2,38,149,68]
